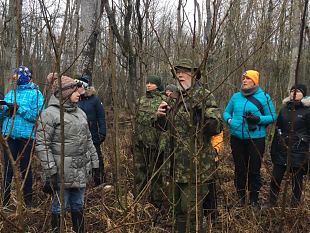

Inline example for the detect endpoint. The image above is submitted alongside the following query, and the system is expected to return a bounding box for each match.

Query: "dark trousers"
[3,137,33,207]
[269,164,304,206]
[230,136,265,203]
[94,143,105,182]
[203,179,218,219]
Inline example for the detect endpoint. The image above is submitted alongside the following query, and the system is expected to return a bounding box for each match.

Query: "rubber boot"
[249,191,260,207]
[51,213,60,233]
[71,210,84,233]
[237,190,246,207]
[24,194,33,208]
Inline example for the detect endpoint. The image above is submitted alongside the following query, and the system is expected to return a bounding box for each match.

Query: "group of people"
[0,67,106,233]
[134,60,309,232]
[0,61,309,233]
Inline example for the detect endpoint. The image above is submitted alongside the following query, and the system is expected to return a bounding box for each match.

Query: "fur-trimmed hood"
[282,96,310,107]
[84,86,97,97]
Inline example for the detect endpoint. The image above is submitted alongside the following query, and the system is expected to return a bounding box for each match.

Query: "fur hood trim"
[282,96,310,107]
[85,86,96,97]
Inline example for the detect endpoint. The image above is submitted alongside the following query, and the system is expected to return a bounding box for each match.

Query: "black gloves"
[99,134,106,144]
[43,174,58,194]
[244,112,260,131]
[6,103,18,117]
[92,168,102,186]
[244,112,260,124]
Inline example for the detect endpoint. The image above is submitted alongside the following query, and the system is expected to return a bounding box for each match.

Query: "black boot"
[51,213,60,233]
[24,194,33,208]
[176,220,186,233]
[237,190,246,207]
[71,210,84,233]
[249,191,260,207]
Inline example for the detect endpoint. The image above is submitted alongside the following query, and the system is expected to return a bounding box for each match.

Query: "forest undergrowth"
[0,122,309,233]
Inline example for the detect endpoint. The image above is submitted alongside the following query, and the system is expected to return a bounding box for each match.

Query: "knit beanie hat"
[46,72,59,92]
[53,76,82,99]
[165,84,178,92]
[290,84,307,97]
[242,70,259,85]
[15,66,32,85]
[146,75,163,91]
[80,74,90,84]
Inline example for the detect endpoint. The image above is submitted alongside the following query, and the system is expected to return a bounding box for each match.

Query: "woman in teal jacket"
[223,70,276,206]
[0,66,44,208]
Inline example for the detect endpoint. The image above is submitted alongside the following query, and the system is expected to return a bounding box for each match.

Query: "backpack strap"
[245,95,265,115]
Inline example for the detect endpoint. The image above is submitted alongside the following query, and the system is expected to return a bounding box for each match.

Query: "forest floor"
[0,122,309,232]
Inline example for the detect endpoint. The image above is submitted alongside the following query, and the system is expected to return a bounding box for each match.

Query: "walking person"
[223,70,276,207]
[36,75,100,232]
[267,84,310,207]
[0,66,44,208]
[156,59,223,232]
[77,74,107,185]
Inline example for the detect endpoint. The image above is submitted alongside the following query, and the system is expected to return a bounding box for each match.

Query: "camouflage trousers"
[133,142,164,208]
[172,182,209,233]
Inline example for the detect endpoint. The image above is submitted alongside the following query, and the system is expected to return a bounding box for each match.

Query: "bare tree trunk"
[288,0,301,89]
[176,0,182,57]
[104,0,137,111]
[78,0,103,84]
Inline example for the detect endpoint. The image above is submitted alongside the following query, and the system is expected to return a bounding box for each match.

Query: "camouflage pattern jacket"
[133,90,164,149]
[156,84,223,183]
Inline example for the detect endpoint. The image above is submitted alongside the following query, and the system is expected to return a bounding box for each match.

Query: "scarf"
[241,85,258,96]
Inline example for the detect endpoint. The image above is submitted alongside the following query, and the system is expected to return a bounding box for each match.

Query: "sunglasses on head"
[54,82,83,96]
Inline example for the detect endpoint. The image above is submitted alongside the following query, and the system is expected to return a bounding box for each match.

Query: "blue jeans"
[51,188,85,214]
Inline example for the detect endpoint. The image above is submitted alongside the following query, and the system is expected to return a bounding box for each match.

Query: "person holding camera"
[36,75,100,233]
[223,70,276,207]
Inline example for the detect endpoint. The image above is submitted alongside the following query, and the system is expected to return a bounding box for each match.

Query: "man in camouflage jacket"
[156,59,223,233]
[133,75,165,208]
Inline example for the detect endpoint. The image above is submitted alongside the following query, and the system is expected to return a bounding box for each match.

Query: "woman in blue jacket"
[223,70,276,206]
[0,66,44,208]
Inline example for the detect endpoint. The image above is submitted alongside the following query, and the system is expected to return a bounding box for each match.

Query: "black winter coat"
[271,97,310,170]
[78,87,107,145]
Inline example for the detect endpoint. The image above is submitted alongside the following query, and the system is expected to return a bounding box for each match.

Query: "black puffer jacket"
[78,87,107,145]
[271,97,310,169]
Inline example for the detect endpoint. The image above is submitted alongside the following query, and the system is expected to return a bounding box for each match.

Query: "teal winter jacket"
[0,82,44,139]
[223,87,276,139]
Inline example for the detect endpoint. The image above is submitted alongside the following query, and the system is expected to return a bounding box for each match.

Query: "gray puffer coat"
[36,95,99,188]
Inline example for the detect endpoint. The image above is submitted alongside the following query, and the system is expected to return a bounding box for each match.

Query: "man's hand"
[156,101,170,117]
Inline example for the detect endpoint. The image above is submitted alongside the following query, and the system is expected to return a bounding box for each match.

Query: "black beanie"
[290,84,307,97]
[146,75,163,91]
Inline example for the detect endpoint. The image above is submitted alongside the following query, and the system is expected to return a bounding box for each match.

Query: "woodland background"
[0,0,309,232]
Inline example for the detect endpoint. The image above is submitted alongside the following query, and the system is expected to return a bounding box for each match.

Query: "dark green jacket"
[156,85,223,183]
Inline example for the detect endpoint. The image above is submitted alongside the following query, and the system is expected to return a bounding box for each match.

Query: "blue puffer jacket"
[0,82,44,139]
[78,87,106,145]
[223,87,276,139]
